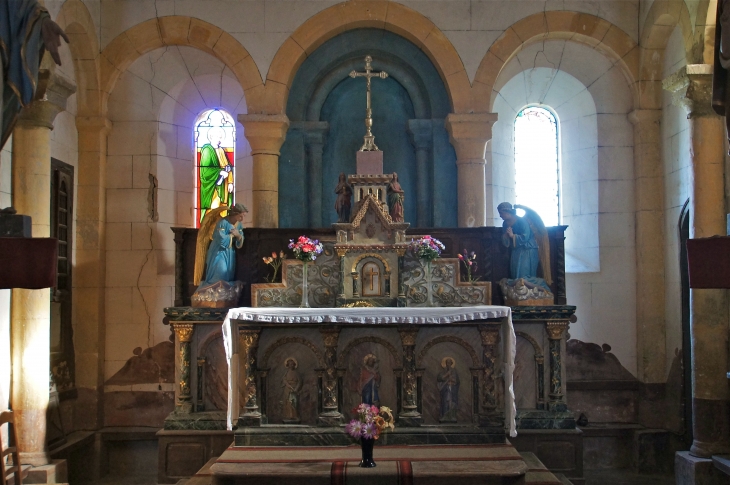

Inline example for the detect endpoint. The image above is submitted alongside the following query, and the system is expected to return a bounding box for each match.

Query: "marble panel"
[201,333,230,411]
[513,335,537,410]
[341,340,399,420]
[420,341,474,425]
[263,342,320,425]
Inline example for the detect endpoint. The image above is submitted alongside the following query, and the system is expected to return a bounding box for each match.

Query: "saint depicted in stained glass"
[195,109,236,226]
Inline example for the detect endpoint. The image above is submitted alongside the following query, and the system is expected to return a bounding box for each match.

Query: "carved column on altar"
[478,325,502,427]
[318,328,344,426]
[172,323,194,414]
[398,328,422,426]
[407,120,433,227]
[11,69,75,466]
[664,64,730,457]
[238,114,290,228]
[240,328,263,426]
[546,321,569,412]
[445,113,498,228]
[397,247,407,304]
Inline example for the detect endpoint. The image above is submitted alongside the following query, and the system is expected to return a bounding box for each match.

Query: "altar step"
[190,444,568,485]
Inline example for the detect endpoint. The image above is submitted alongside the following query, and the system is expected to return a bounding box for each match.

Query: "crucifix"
[350,55,388,151]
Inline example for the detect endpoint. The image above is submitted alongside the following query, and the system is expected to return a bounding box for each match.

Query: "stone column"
[445,113,498,228]
[628,109,666,384]
[546,321,569,412]
[75,115,112,430]
[407,120,433,227]
[397,247,407,305]
[171,323,194,414]
[239,328,263,426]
[398,328,421,426]
[318,328,343,426]
[664,64,730,457]
[478,325,502,427]
[296,121,329,228]
[238,114,290,228]
[11,70,75,466]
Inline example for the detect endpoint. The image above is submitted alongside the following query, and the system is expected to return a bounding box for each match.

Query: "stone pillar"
[478,325,502,427]
[239,328,263,426]
[664,64,730,457]
[318,328,343,426]
[628,109,666,384]
[407,120,433,227]
[11,70,75,466]
[238,114,290,228]
[171,323,194,414]
[296,121,329,228]
[75,115,112,430]
[398,328,421,426]
[445,113,498,228]
[546,321,569,412]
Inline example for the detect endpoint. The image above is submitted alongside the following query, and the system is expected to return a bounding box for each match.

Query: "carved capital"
[546,321,569,340]
[663,64,717,119]
[479,325,500,346]
[17,69,76,129]
[444,113,498,160]
[398,328,419,347]
[172,323,194,343]
[239,329,261,351]
[320,328,340,348]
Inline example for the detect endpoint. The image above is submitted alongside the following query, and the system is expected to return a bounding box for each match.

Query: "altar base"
[210,443,566,485]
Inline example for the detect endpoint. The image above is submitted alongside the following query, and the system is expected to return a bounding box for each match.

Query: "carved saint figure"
[1,0,70,147]
[387,172,405,222]
[437,357,460,422]
[359,354,381,405]
[282,357,302,423]
[334,172,353,223]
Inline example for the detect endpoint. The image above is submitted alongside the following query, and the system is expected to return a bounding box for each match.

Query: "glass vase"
[424,259,435,307]
[359,437,376,467]
[300,261,310,308]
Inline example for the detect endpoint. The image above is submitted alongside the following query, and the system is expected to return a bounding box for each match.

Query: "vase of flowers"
[288,236,323,308]
[410,235,445,307]
[346,404,395,468]
[458,249,479,284]
[262,250,286,283]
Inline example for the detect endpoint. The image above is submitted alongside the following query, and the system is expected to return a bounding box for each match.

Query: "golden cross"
[349,55,388,151]
[367,264,379,291]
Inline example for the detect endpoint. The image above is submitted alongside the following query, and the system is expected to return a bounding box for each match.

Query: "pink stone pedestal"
[356,150,383,174]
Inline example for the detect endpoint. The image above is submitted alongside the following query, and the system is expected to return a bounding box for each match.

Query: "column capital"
[17,69,76,129]
[238,114,290,155]
[290,120,329,143]
[663,64,717,118]
[546,321,569,340]
[406,119,433,150]
[445,113,498,160]
[172,323,194,343]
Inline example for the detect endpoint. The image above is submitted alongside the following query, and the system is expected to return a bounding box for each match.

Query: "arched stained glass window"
[514,106,560,226]
[194,109,236,227]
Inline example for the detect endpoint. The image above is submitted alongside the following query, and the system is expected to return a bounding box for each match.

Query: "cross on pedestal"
[350,55,388,151]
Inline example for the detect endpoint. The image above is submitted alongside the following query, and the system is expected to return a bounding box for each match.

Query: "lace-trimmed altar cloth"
[222,305,517,437]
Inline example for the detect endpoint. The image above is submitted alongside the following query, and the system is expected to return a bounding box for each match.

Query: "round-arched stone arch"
[260,337,325,369]
[99,16,262,115]
[417,336,481,368]
[262,0,471,115]
[473,11,640,112]
[638,0,694,109]
[337,336,400,368]
[56,0,100,116]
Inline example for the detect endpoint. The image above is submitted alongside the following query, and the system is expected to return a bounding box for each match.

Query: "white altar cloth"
[222,305,516,437]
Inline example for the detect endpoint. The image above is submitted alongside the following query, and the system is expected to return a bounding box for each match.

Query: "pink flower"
[346,421,364,438]
[458,254,464,260]
[362,422,377,439]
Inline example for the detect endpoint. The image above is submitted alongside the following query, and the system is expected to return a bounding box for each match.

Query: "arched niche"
[279,29,457,229]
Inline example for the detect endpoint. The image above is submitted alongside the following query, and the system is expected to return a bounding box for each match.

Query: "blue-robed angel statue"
[497,202,554,303]
[191,203,248,307]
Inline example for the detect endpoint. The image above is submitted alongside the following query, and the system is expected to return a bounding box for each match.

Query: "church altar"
[221,305,517,437]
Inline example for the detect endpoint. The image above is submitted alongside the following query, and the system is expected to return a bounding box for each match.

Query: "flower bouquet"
[262,250,286,282]
[346,404,395,467]
[409,235,445,306]
[288,236,323,307]
[458,249,479,283]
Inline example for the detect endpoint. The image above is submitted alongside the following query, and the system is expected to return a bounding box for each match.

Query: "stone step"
[554,473,574,485]
[522,452,565,484]
[712,454,730,476]
[182,457,217,485]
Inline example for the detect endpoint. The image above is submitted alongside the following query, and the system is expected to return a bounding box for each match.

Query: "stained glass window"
[514,106,560,226]
[194,109,236,227]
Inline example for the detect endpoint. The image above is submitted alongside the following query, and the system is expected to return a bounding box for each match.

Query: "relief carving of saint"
[437,357,460,422]
[359,354,381,406]
[281,358,302,423]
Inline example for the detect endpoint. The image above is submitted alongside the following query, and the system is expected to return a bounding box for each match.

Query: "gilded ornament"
[173,323,194,342]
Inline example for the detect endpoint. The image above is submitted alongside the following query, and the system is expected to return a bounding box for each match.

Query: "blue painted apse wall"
[278,29,458,228]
